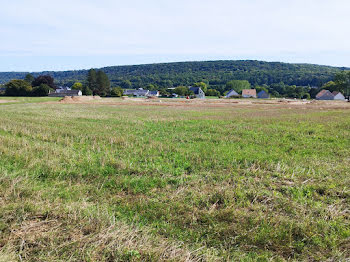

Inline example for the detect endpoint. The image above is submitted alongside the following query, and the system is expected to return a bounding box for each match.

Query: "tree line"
[3,75,56,96]
[1,65,349,99]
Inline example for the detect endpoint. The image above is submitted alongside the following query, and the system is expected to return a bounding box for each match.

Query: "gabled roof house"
[242,89,257,98]
[148,90,160,97]
[257,90,270,99]
[123,88,150,97]
[316,90,335,100]
[225,89,239,98]
[332,91,345,100]
[189,86,205,99]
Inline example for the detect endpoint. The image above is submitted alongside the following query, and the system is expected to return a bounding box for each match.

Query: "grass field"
[0,97,349,261]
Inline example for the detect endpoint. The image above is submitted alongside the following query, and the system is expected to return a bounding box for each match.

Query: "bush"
[5,80,32,96]
[32,84,51,96]
[206,89,220,96]
[82,85,93,96]
[111,87,123,97]
[302,93,311,100]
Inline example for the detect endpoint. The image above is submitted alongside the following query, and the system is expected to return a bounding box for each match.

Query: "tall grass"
[0,100,349,261]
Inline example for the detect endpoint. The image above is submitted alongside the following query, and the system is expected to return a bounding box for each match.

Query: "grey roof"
[148,90,159,96]
[56,87,72,93]
[123,89,137,95]
[134,89,149,96]
[56,89,81,95]
[316,90,334,100]
[257,90,269,98]
[225,89,239,98]
[57,86,71,90]
[189,86,201,94]
[123,89,150,96]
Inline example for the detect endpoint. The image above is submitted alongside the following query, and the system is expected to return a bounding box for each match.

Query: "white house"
[332,91,346,100]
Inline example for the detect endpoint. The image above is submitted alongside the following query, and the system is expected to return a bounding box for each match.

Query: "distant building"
[332,91,345,100]
[316,90,335,100]
[257,90,270,99]
[56,86,71,93]
[242,89,257,98]
[148,90,160,97]
[49,89,82,97]
[189,86,205,99]
[225,89,239,98]
[123,88,150,97]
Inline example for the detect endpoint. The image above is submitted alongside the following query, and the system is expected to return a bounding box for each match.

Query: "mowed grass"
[0,99,349,261]
[0,96,61,104]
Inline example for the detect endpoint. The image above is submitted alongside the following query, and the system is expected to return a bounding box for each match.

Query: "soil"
[54,96,350,110]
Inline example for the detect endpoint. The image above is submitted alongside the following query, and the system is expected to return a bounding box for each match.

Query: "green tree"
[120,80,132,89]
[225,80,251,93]
[5,80,32,96]
[32,75,56,89]
[302,93,311,99]
[32,84,50,96]
[82,85,92,96]
[24,73,34,84]
[71,82,83,90]
[96,71,110,96]
[159,88,170,97]
[174,86,191,96]
[145,83,156,90]
[321,81,338,92]
[255,85,268,93]
[110,86,123,97]
[87,69,97,94]
[334,71,350,98]
[206,89,220,97]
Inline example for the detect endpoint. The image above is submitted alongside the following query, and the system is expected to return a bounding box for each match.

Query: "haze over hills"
[0,60,348,88]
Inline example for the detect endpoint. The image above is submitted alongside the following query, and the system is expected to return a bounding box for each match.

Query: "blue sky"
[0,0,349,72]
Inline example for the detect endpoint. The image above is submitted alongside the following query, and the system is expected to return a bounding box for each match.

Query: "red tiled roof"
[316,89,329,98]
[242,89,257,96]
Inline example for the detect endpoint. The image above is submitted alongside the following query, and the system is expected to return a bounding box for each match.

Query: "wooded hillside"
[0,60,347,88]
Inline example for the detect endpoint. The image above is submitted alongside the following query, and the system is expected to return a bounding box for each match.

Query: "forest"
[0,60,349,98]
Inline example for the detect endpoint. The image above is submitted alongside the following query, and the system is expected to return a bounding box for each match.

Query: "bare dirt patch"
[59,96,101,103]
[53,96,350,110]
[0,100,17,103]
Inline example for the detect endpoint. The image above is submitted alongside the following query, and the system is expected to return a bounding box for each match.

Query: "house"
[257,90,270,99]
[123,88,150,97]
[123,89,136,95]
[332,91,345,100]
[56,86,71,93]
[148,90,160,97]
[242,89,257,98]
[189,86,205,99]
[225,89,239,98]
[48,89,82,97]
[316,90,334,100]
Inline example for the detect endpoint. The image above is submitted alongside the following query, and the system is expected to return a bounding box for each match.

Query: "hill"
[0,60,348,89]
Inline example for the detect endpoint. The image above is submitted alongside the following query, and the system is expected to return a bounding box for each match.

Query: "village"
[47,85,348,101]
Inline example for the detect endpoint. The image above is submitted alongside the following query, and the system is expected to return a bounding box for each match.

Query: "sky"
[0,0,349,72]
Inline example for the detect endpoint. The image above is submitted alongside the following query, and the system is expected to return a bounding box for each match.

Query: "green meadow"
[0,98,349,261]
